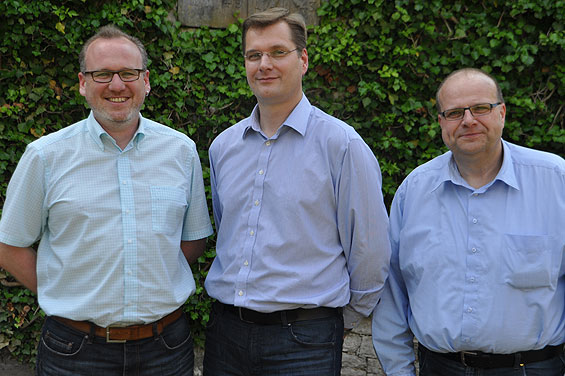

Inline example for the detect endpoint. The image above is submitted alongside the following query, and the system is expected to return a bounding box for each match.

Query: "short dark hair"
[436,68,505,112]
[79,25,148,72]
[242,7,307,55]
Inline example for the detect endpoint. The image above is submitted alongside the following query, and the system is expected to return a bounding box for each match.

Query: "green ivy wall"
[0,0,563,362]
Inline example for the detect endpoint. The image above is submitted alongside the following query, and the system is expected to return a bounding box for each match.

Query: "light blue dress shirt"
[0,112,213,327]
[205,94,391,327]
[372,140,565,376]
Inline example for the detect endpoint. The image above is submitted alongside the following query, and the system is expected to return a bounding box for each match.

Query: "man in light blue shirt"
[203,7,391,376]
[372,68,565,375]
[0,25,213,375]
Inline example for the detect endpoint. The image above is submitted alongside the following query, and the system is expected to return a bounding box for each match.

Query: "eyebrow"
[245,44,292,53]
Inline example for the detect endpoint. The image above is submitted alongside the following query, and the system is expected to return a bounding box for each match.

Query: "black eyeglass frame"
[440,102,502,120]
[83,69,146,83]
[243,48,299,62]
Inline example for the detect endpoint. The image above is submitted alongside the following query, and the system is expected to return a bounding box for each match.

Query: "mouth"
[107,97,128,103]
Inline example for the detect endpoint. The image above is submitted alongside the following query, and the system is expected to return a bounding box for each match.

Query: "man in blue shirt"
[372,68,565,375]
[0,25,213,375]
[203,7,391,376]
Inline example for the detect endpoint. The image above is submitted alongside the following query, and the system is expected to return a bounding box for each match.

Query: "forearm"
[0,243,38,293]
[181,238,207,264]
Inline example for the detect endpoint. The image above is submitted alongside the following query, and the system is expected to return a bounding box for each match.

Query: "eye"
[120,70,138,79]
[445,109,464,119]
[270,50,287,58]
[92,71,112,79]
[246,52,262,61]
[471,104,491,114]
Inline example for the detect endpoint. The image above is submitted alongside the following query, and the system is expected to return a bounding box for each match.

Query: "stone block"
[177,0,321,28]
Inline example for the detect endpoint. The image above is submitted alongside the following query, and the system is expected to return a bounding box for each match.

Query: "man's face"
[244,21,308,107]
[78,37,150,132]
[438,73,506,159]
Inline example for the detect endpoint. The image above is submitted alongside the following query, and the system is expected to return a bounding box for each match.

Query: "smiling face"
[78,37,150,133]
[244,21,308,109]
[438,72,506,161]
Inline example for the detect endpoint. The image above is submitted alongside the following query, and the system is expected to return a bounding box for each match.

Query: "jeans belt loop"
[513,352,524,369]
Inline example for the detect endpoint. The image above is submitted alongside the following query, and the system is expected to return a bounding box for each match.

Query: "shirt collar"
[86,111,146,151]
[242,94,310,139]
[431,139,519,192]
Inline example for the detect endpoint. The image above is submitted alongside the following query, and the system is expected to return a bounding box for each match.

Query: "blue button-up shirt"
[0,112,213,327]
[372,140,565,376]
[205,95,391,327]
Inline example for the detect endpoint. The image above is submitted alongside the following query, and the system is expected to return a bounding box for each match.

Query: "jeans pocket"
[160,315,193,350]
[288,318,337,347]
[41,329,86,357]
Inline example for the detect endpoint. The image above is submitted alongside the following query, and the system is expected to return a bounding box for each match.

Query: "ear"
[300,48,308,76]
[78,72,87,97]
[143,70,150,91]
[499,103,506,128]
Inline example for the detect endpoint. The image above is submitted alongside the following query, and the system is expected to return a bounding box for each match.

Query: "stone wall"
[342,316,384,375]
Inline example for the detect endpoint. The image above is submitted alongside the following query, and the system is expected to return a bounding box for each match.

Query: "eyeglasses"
[244,48,299,62]
[440,102,502,121]
[84,69,145,83]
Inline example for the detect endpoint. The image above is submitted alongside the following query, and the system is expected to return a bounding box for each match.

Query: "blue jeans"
[203,303,344,375]
[36,312,194,376]
[419,346,565,376]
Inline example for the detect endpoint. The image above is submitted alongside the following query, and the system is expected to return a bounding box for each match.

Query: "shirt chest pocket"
[502,234,560,290]
[150,186,187,235]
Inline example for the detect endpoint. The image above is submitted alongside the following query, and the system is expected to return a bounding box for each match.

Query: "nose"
[108,72,126,90]
[461,107,476,124]
[258,54,274,70]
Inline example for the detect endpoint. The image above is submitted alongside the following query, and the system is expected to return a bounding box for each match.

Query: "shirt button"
[238,290,244,296]
[254,200,260,206]
[473,193,478,197]
[128,239,133,244]
[467,307,473,313]
[126,209,130,214]
[258,169,264,175]
[265,141,271,146]
[469,277,475,282]
[244,260,249,266]
[249,230,254,236]
[471,247,477,253]
[472,218,478,224]
[122,180,127,185]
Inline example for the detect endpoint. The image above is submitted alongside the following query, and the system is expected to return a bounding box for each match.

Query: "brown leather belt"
[420,343,564,369]
[52,307,183,343]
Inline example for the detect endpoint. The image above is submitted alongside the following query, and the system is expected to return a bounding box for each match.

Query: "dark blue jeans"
[203,303,344,375]
[36,312,194,376]
[419,346,565,376]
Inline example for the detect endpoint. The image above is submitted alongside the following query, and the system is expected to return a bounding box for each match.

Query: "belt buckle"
[106,327,127,343]
[460,351,478,367]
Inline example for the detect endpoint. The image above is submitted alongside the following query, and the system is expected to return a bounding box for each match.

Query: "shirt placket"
[117,153,138,320]
[461,190,485,345]
[234,138,274,306]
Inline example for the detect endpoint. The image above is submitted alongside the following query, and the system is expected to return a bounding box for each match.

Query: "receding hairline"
[436,68,504,112]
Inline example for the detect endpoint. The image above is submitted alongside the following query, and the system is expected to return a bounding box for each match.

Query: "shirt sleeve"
[182,144,213,241]
[372,183,417,376]
[208,144,222,230]
[0,144,46,247]
[337,138,391,329]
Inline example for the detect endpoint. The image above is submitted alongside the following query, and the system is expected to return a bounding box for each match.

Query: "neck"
[101,121,139,150]
[453,143,504,189]
[257,96,302,138]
